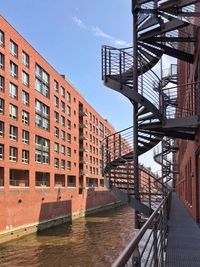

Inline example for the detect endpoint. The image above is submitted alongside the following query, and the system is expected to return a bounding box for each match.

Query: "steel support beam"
[132,0,140,229]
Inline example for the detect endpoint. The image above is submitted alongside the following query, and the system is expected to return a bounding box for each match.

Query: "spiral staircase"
[101,0,200,218]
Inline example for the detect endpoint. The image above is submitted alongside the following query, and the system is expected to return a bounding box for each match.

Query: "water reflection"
[0,205,136,267]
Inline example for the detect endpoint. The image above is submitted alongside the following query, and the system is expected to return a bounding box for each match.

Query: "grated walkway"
[165,193,200,267]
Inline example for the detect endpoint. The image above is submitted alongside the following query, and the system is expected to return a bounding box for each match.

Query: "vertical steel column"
[132,0,140,229]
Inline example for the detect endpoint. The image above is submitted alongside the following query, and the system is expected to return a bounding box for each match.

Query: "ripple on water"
[0,205,137,267]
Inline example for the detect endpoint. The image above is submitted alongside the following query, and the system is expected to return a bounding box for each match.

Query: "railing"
[101,125,166,210]
[162,81,199,119]
[162,64,177,79]
[112,192,172,267]
[35,180,50,187]
[10,179,29,187]
[0,179,4,187]
[102,46,161,110]
[67,182,76,187]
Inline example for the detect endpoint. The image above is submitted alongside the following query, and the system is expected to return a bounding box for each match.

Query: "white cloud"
[91,26,113,40]
[113,39,131,47]
[72,16,130,48]
[72,16,87,29]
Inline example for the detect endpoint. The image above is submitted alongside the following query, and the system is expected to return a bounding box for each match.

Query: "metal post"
[132,0,140,229]
[153,217,158,266]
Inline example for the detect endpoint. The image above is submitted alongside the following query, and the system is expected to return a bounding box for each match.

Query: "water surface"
[0,205,136,267]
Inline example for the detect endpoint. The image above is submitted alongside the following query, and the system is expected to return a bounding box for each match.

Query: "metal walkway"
[166,193,200,267]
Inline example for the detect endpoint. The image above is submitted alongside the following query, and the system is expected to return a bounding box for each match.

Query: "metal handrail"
[112,191,172,267]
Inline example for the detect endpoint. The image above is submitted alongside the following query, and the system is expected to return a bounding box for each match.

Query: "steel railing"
[102,46,161,110]
[112,191,172,267]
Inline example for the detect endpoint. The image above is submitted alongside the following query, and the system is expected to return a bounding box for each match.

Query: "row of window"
[0,31,29,67]
[0,143,72,170]
[0,30,112,139]
[0,145,29,163]
[0,54,29,85]
[0,29,74,102]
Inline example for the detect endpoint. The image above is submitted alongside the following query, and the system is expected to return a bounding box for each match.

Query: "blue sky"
[0,0,161,173]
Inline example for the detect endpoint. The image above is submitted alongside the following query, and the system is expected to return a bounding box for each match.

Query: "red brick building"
[0,16,118,240]
[176,7,200,222]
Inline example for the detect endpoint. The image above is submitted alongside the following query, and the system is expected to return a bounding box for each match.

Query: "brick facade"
[0,16,118,233]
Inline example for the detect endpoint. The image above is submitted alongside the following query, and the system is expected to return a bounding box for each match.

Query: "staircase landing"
[166,193,200,267]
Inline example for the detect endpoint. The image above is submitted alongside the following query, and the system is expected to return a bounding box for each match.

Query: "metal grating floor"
[165,193,200,267]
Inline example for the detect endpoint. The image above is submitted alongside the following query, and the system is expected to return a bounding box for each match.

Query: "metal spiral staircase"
[101,0,200,218]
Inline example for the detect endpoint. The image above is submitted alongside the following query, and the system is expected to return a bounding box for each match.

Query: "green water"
[0,205,136,267]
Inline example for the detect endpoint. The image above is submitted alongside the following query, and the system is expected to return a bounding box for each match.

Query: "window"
[61,115,65,126]
[10,83,18,99]
[54,158,59,169]
[67,120,71,130]
[0,30,4,47]
[9,147,18,162]
[0,98,4,114]
[61,101,65,112]
[0,144,4,159]
[67,91,71,103]
[10,61,18,78]
[22,91,29,106]
[22,110,29,125]
[22,150,29,164]
[35,100,49,117]
[35,78,49,98]
[99,122,104,138]
[67,147,71,157]
[35,100,50,131]
[54,127,59,138]
[22,71,29,86]
[54,80,59,92]
[54,111,59,123]
[61,86,65,97]
[54,142,59,153]
[0,53,4,69]
[10,125,18,141]
[54,96,59,108]
[61,159,65,170]
[10,40,18,57]
[0,76,4,92]
[67,161,71,170]
[61,145,65,155]
[67,133,71,143]
[0,121,4,137]
[35,135,50,164]
[22,130,29,144]
[67,106,71,116]
[61,130,65,141]
[22,51,29,67]
[35,64,49,97]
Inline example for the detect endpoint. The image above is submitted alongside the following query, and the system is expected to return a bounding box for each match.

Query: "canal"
[0,205,136,267]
